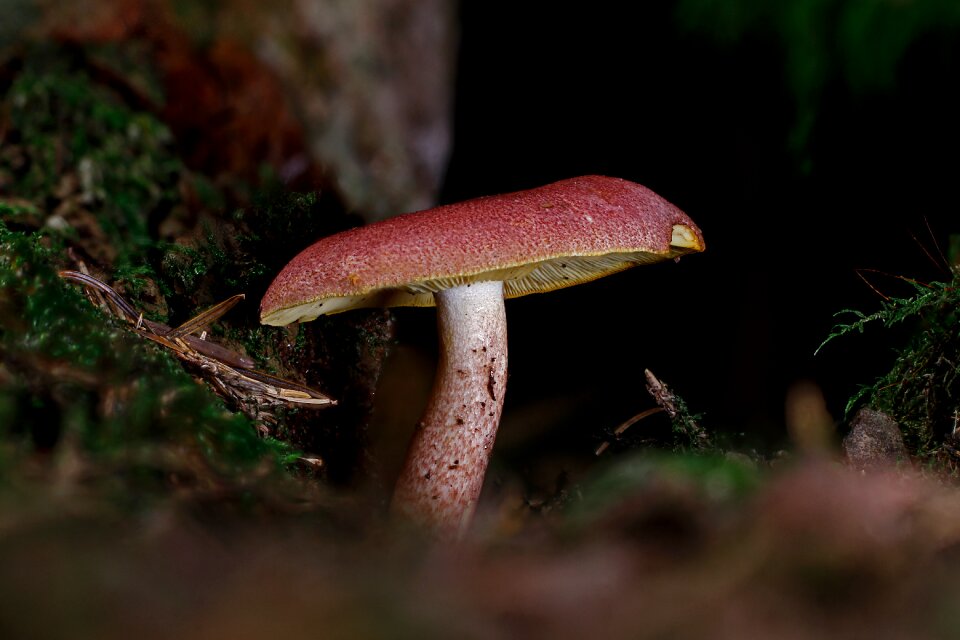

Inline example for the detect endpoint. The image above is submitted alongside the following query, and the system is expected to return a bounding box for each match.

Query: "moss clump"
[818,273,960,462]
[0,46,390,490]
[0,219,296,509]
[1,51,182,273]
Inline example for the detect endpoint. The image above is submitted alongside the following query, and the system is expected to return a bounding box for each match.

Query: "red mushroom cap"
[261,175,704,326]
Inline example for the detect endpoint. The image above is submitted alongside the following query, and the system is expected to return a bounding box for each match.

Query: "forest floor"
[3,26,960,640]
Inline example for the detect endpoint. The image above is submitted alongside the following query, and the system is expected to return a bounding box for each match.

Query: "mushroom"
[260,175,704,538]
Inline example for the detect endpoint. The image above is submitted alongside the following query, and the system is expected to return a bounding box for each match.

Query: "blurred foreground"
[3,456,960,639]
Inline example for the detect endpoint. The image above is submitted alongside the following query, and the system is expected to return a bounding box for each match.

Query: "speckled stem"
[391,280,508,539]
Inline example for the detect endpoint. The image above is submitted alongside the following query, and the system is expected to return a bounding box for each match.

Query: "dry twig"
[59,270,335,430]
[595,369,709,455]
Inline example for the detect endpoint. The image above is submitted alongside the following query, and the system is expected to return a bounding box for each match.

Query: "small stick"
[59,270,335,415]
[644,369,679,418]
[595,407,664,455]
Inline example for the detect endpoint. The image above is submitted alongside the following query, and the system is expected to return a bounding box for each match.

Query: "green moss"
[2,46,382,488]
[0,200,42,223]
[159,242,209,293]
[819,272,960,460]
[0,220,289,501]
[157,183,359,367]
[2,52,182,273]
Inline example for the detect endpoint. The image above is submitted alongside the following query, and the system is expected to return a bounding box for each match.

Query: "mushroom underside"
[263,237,699,326]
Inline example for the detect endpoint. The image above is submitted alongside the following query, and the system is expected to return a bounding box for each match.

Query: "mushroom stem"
[391,280,508,538]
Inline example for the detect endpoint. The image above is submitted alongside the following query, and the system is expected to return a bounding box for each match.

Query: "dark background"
[400,1,960,455]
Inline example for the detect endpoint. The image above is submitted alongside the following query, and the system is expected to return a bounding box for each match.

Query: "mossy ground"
[0,46,389,514]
